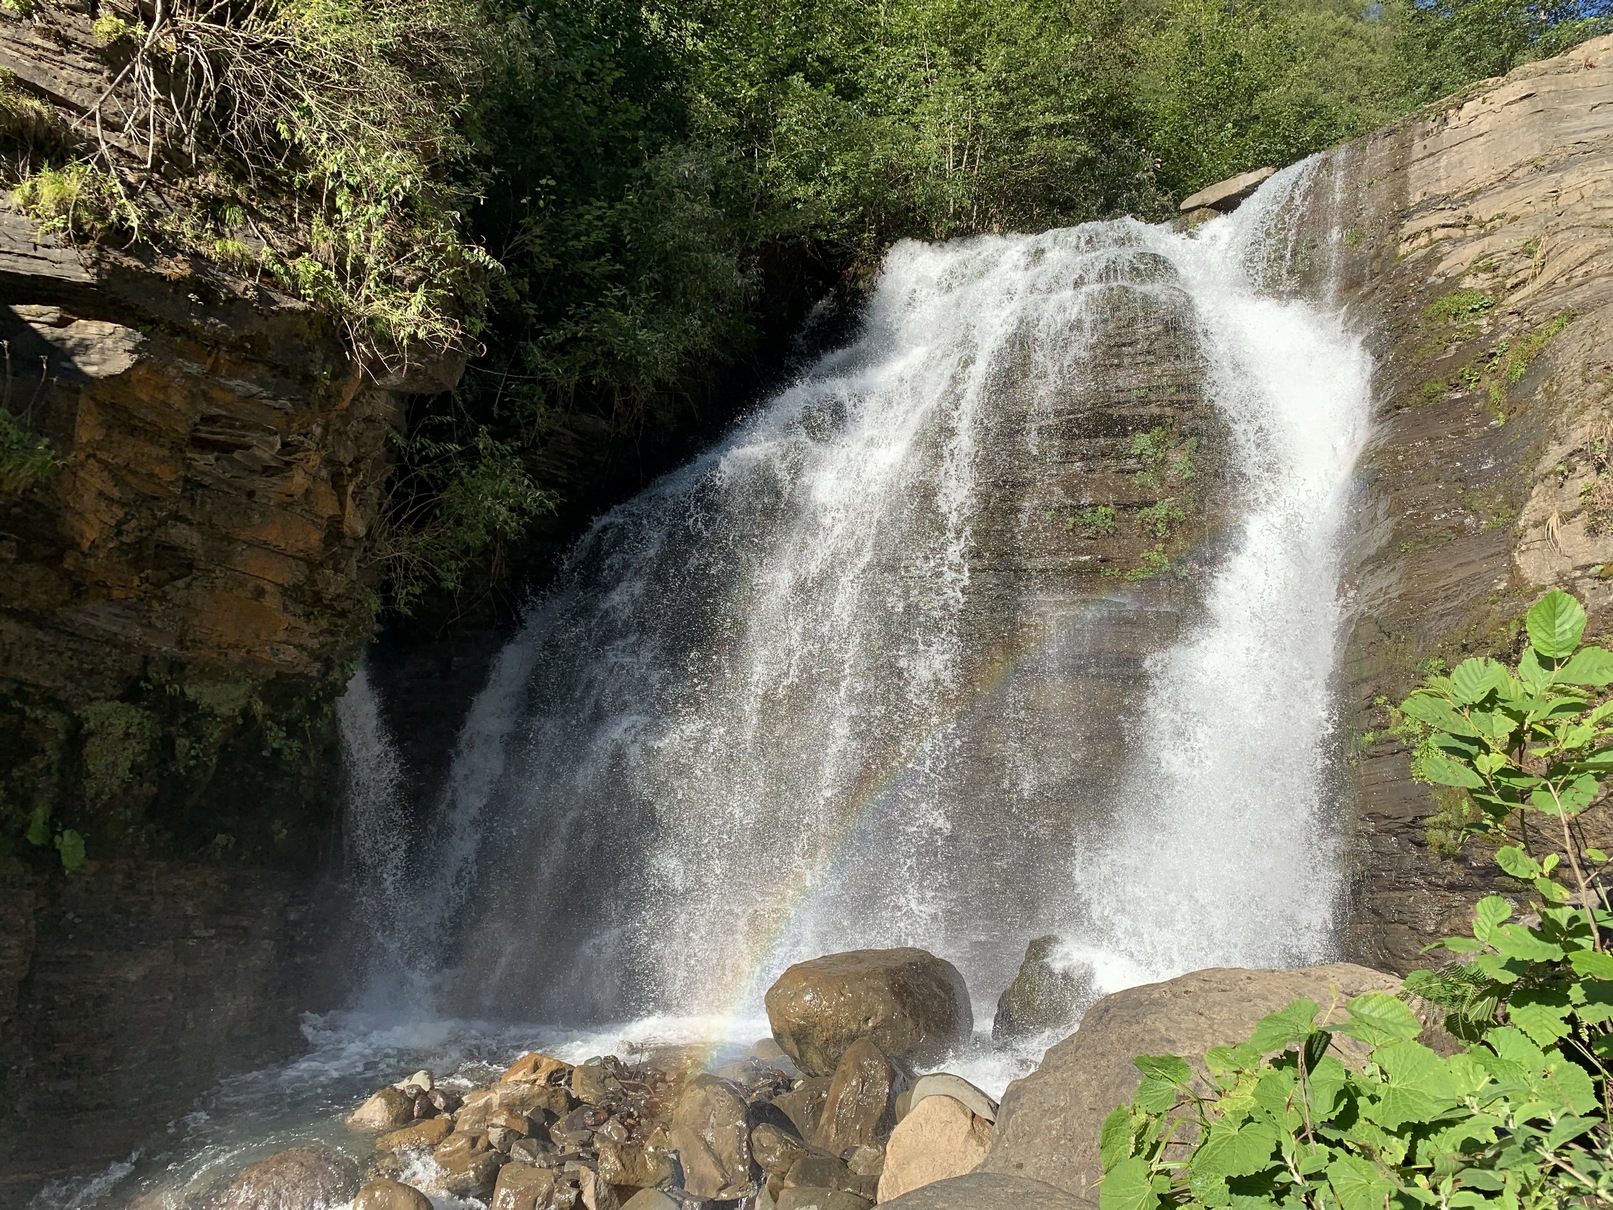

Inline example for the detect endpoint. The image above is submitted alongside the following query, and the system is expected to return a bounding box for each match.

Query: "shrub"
[1103,589,1613,1210]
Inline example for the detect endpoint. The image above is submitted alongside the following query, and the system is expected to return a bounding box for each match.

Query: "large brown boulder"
[353,1179,433,1210]
[209,1144,360,1210]
[878,1095,992,1202]
[981,964,1404,1202]
[346,1086,416,1132]
[765,949,972,1077]
[879,1171,1091,1210]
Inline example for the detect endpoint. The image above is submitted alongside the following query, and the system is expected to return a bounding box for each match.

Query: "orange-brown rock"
[377,1118,455,1153]
[502,1052,572,1085]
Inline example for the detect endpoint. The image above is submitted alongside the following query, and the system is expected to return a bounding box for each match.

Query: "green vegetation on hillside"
[1104,589,1613,1209]
[3,0,1609,615]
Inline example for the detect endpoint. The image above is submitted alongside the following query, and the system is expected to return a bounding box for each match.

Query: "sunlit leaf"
[1526,589,1586,659]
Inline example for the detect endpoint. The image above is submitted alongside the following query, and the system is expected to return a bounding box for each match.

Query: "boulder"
[775,1189,871,1210]
[376,1118,454,1152]
[982,964,1405,1201]
[433,1132,505,1199]
[669,1073,754,1199]
[578,1164,620,1210]
[772,1077,832,1139]
[347,1086,416,1132]
[596,1140,674,1188]
[209,1144,360,1210]
[992,937,1095,1044]
[503,1052,572,1085]
[572,1062,621,1105]
[1177,166,1278,213]
[396,1070,434,1095]
[897,1073,998,1124]
[751,1124,807,1180]
[845,1145,884,1178]
[765,949,972,1076]
[879,1171,1092,1210]
[812,1038,902,1156]
[784,1155,878,1200]
[620,1191,678,1210]
[877,1095,992,1202]
[353,1179,433,1210]
[492,1164,555,1210]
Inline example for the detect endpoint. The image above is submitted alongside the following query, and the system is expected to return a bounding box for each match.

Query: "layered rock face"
[0,205,413,1194]
[1316,35,1613,970]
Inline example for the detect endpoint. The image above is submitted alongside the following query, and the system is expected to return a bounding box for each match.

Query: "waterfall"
[342,157,1371,1033]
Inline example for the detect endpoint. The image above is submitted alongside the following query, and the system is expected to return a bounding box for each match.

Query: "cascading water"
[59,155,1376,1210]
[350,157,1371,1035]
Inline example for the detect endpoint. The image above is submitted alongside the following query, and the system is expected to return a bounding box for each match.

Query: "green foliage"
[91,13,141,46]
[1138,498,1188,540]
[1106,589,1613,1210]
[0,405,60,495]
[1424,289,1496,325]
[1074,504,1119,537]
[12,163,134,241]
[24,807,87,873]
[1396,0,1613,104]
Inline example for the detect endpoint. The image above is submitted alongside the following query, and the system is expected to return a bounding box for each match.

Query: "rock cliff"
[1317,35,1613,970]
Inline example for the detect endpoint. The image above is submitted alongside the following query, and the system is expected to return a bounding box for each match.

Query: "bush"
[1103,589,1613,1209]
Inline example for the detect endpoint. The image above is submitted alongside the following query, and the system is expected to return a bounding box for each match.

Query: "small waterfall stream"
[347,158,1371,1035]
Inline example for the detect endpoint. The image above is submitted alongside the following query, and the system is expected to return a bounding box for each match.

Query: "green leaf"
[1519,646,1552,692]
[1488,923,1562,962]
[1327,1155,1397,1210]
[1399,693,1480,737]
[1368,1040,1458,1129]
[1558,644,1613,686]
[1247,999,1318,1052]
[1494,847,1540,879]
[24,808,49,848]
[1418,752,1484,789]
[1191,1121,1278,1180]
[1099,1157,1158,1210]
[1450,657,1508,703]
[1526,589,1587,659]
[54,829,86,872]
[1568,949,1613,979]
[1099,1105,1134,1170]
[1336,992,1423,1046]
[1132,1074,1176,1113]
[1472,896,1511,944]
[1506,991,1572,1045]
[1133,1054,1192,1087]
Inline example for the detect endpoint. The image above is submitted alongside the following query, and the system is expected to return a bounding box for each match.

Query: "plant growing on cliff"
[1103,588,1613,1210]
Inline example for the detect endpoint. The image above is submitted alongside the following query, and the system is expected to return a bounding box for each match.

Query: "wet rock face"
[812,1037,903,1156]
[1315,34,1613,971]
[764,948,974,1077]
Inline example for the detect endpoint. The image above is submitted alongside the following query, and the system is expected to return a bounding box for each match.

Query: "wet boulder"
[209,1144,360,1210]
[812,1038,902,1156]
[492,1163,557,1210]
[896,1073,998,1124]
[765,948,972,1077]
[772,1076,832,1139]
[376,1117,453,1152]
[784,1154,878,1201]
[878,1095,992,1202]
[775,1189,872,1210]
[751,1123,807,1182]
[347,1086,416,1132]
[353,1179,433,1210]
[669,1073,755,1199]
[597,1140,674,1188]
[878,1171,1091,1210]
[992,936,1095,1044]
[503,1052,572,1085]
[434,1132,506,1199]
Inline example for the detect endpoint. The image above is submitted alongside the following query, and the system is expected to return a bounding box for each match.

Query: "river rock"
[772,1076,832,1138]
[209,1144,360,1210]
[572,1061,621,1105]
[353,1179,433,1210]
[897,1073,998,1124]
[578,1164,620,1210]
[434,1132,505,1199]
[776,1189,872,1210]
[751,1123,807,1179]
[347,1086,416,1132]
[982,963,1404,1201]
[812,1038,902,1156]
[845,1144,884,1177]
[492,1163,557,1210]
[377,1117,454,1152]
[785,1154,878,1200]
[992,936,1095,1043]
[766,949,972,1076]
[620,1191,678,1210]
[504,1052,572,1085]
[669,1073,754,1198]
[879,1171,1093,1210]
[396,1070,434,1095]
[597,1140,674,1188]
[878,1094,992,1202]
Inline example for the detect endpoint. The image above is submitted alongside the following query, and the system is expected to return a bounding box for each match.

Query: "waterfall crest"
[341,158,1371,1031]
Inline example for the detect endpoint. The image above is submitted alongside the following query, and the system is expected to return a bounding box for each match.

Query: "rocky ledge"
[134,948,1446,1210]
